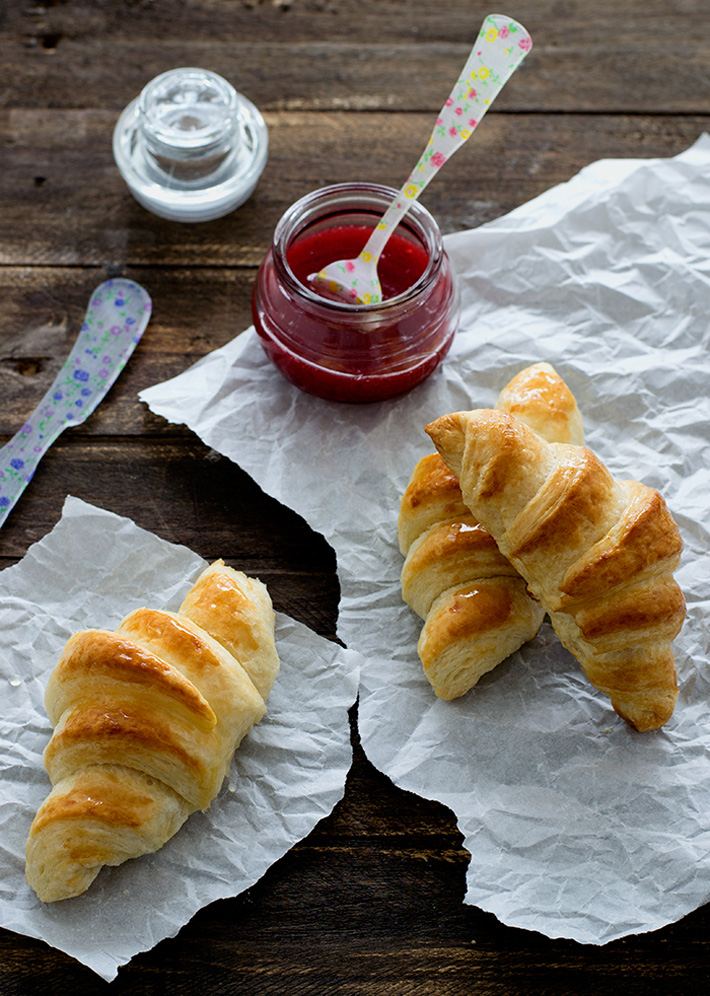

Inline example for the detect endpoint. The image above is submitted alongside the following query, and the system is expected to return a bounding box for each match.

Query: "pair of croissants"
[26,560,279,903]
[399,363,685,732]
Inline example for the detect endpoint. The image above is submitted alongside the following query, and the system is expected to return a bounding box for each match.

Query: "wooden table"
[1,2,708,991]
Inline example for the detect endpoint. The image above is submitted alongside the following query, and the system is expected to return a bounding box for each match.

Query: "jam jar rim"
[271,182,444,316]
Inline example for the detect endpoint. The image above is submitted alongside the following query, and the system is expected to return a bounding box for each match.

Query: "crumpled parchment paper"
[0,497,360,980]
[141,136,710,944]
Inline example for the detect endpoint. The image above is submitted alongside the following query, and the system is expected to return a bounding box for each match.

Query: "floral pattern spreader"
[0,279,152,527]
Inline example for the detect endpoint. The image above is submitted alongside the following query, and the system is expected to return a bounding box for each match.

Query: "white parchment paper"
[141,136,710,944]
[0,497,360,980]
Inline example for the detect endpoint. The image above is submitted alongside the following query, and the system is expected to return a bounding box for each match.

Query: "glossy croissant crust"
[399,363,583,699]
[26,560,279,903]
[426,408,684,730]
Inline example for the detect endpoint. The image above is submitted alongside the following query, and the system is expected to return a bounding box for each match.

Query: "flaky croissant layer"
[427,408,684,731]
[398,363,583,701]
[26,561,279,902]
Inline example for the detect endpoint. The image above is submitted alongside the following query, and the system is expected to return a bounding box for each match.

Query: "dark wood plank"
[0,267,255,437]
[1,736,709,994]
[0,436,339,637]
[1,112,707,267]
[2,1,709,112]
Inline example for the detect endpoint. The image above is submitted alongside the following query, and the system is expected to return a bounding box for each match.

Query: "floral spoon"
[0,279,152,529]
[310,13,532,305]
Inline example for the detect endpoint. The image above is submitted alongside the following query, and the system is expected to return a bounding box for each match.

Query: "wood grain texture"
[0,436,339,634]
[2,1,709,112]
[1,112,707,266]
[1,735,709,994]
[0,267,253,436]
[2,0,710,990]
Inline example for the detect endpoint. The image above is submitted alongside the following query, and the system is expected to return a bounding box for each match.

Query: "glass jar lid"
[113,68,268,223]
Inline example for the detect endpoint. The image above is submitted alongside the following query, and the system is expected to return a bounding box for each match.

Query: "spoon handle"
[360,14,532,264]
[0,279,151,529]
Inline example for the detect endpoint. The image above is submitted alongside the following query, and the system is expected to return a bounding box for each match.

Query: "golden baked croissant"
[399,363,583,699]
[26,560,278,902]
[426,408,685,730]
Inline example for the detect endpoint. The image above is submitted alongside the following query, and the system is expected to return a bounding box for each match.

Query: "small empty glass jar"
[113,68,268,222]
[252,183,460,403]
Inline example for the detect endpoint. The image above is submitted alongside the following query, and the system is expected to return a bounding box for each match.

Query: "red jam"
[286,225,430,301]
[252,184,459,404]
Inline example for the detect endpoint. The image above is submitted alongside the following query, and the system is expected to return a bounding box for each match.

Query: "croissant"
[26,560,279,902]
[399,363,583,699]
[426,408,685,730]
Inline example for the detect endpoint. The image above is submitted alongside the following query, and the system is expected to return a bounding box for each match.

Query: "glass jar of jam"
[252,183,459,403]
